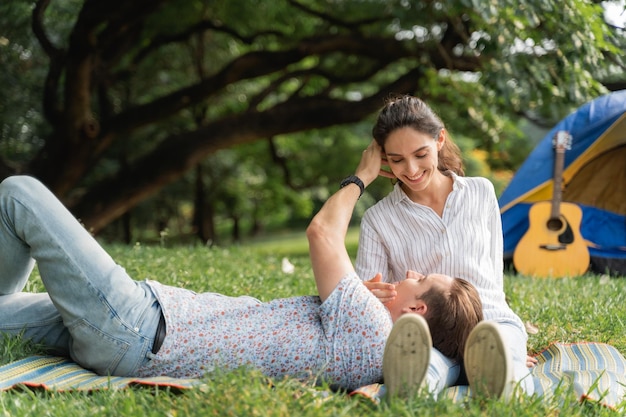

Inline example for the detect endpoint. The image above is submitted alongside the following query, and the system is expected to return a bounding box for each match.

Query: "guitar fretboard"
[550,148,565,221]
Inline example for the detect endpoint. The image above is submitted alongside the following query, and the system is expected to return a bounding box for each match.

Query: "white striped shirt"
[356,173,525,333]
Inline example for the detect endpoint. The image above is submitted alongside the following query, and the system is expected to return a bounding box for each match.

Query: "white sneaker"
[383,314,432,399]
[464,320,514,399]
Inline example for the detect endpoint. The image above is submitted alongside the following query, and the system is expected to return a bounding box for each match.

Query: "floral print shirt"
[137,272,391,391]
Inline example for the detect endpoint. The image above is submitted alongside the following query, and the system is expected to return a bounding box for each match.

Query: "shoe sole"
[464,320,513,399]
[383,314,431,399]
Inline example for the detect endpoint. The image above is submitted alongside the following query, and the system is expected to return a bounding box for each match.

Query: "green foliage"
[2,241,625,416]
[464,0,618,117]
[0,2,47,165]
[104,124,393,243]
[1,0,624,243]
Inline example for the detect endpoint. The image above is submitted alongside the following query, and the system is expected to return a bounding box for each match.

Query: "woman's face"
[383,127,444,194]
[385,271,453,323]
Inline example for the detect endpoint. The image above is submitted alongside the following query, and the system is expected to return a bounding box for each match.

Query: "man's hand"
[363,273,397,304]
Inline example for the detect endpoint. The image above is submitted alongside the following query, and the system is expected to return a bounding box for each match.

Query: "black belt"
[152,313,166,354]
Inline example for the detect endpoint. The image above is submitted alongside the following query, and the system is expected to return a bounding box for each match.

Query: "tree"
[0,0,623,234]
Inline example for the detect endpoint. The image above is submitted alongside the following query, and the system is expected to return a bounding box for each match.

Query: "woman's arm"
[363,273,397,304]
[306,141,383,301]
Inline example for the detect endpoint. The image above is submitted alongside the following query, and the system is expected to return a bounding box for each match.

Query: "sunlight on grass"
[244,226,361,258]
[2,241,625,416]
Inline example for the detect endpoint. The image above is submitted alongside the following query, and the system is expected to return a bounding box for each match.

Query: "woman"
[356,95,535,398]
[0,141,481,392]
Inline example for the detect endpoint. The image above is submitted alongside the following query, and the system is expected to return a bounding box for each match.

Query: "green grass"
[2,231,626,416]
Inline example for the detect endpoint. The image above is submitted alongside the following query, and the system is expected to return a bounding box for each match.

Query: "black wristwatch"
[340,175,365,198]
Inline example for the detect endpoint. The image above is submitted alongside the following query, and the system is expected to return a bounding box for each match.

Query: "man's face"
[385,271,453,323]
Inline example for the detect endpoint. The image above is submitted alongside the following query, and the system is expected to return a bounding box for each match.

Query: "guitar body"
[513,201,590,278]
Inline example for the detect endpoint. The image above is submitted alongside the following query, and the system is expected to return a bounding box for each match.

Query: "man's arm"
[306,141,384,301]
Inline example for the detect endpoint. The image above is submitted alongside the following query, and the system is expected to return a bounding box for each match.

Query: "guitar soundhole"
[546,217,563,231]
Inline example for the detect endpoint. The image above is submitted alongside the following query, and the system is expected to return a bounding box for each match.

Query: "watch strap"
[340,175,365,198]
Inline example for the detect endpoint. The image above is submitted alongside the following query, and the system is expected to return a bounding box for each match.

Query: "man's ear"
[415,300,428,315]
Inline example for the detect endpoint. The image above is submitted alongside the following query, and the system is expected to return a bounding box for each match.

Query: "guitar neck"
[551,149,565,219]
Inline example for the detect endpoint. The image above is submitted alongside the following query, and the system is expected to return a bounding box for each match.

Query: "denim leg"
[0,175,70,354]
[0,176,160,375]
[0,292,70,356]
[422,323,533,397]
[498,321,535,395]
[424,347,460,396]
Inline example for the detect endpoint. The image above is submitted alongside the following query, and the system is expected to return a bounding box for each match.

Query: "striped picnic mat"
[351,342,626,409]
[532,342,626,407]
[2,341,625,408]
[0,355,202,392]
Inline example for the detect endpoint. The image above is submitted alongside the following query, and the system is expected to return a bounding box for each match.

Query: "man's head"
[385,272,483,362]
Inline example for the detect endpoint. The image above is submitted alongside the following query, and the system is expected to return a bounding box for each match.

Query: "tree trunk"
[193,165,217,245]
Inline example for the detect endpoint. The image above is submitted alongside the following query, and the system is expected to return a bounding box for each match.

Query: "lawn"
[1,231,625,416]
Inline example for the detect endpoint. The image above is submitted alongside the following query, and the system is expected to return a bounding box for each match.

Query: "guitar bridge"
[539,244,566,251]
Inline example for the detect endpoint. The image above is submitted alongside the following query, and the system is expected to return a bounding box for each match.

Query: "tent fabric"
[499,90,626,275]
[564,144,626,214]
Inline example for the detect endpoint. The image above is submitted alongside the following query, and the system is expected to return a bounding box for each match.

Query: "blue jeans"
[425,320,534,396]
[0,176,161,376]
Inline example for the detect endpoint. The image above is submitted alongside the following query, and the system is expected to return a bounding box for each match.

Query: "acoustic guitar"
[513,130,589,278]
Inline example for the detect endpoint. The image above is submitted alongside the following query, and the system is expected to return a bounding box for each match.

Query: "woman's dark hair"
[419,277,483,362]
[372,95,464,176]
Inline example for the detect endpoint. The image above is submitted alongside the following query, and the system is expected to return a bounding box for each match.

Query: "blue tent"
[499,90,626,275]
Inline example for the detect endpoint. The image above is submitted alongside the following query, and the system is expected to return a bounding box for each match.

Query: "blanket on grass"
[0,355,201,392]
[1,342,624,410]
[351,342,626,409]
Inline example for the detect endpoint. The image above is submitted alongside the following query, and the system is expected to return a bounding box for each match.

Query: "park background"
[1,0,625,247]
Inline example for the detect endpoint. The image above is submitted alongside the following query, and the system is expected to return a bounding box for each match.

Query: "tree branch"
[104,34,445,136]
[31,0,58,58]
[71,68,425,231]
[287,0,389,30]
[32,0,65,124]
